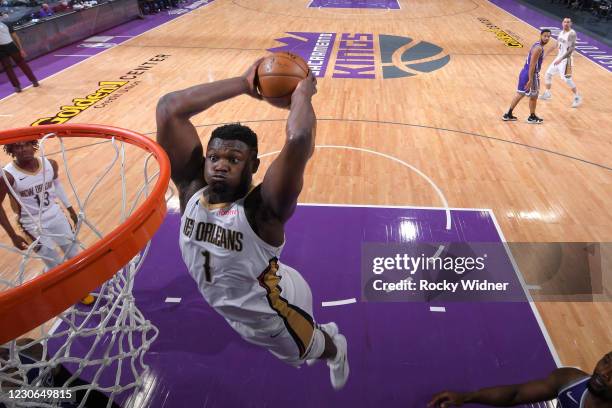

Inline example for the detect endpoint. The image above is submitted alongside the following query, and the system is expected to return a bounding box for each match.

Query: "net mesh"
[0,131,166,407]
[528,400,560,408]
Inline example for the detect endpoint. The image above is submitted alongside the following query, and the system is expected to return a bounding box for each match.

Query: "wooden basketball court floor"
[0,0,610,404]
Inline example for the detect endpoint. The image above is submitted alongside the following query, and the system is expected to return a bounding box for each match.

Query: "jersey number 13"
[35,191,50,207]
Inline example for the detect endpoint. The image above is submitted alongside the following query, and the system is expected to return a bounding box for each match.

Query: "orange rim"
[0,124,170,344]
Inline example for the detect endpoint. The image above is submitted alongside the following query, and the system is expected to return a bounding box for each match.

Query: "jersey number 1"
[202,250,212,282]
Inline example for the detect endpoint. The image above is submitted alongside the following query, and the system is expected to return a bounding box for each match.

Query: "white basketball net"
[0,132,166,407]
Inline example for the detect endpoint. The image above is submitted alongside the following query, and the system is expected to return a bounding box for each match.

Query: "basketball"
[257,52,310,108]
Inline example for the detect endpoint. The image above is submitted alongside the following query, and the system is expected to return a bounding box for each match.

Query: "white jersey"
[557,29,575,59]
[3,158,62,225]
[179,185,285,324]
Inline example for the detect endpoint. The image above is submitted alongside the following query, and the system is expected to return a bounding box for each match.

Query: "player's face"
[541,32,551,45]
[562,18,571,31]
[204,139,256,194]
[10,142,36,162]
[588,352,612,400]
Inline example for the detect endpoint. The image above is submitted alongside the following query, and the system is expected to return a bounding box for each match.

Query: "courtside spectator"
[38,3,54,17]
[0,12,39,93]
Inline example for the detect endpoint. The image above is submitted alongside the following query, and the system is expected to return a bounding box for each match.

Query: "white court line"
[165,297,182,303]
[54,54,95,57]
[429,306,446,312]
[322,298,357,307]
[488,209,562,367]
[525,284,542,290]
[83,36,114,42]
[48,317,63,336]
[299,202,490,212]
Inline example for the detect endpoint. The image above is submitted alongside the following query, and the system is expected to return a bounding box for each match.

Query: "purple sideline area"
[52,206,556,407]
[309,0,400,9]
[0,0,217,99]
[490,0,612,73]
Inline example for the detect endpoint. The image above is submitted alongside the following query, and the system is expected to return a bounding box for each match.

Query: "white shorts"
[20,213,75,249]
[226,263,326,367]
[545,57,573,79]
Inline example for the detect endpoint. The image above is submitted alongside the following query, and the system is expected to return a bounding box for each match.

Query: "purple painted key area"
[56,205,555,407]
[309,0,400,9]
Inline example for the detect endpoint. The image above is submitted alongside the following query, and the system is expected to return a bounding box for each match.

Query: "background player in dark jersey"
[428,351,611,408]
[502,29,551,124]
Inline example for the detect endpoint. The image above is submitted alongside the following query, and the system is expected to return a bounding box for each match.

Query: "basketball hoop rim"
[0,124,170,345]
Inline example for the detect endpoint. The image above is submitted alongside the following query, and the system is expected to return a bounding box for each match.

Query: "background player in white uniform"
[0,142,94,305]
[156,58,349,389]
[428,351,612,407]
[540,17,582,108]
[0,141,84,278]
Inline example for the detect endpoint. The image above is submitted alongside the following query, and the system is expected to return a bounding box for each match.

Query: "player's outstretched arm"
[0,172,27,250]
[260,72,317,223]
[49,159,78,226]
[428,368,586,407]
[156,58,263,211]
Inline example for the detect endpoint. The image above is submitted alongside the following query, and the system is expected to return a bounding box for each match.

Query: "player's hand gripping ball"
[257,52,310,108]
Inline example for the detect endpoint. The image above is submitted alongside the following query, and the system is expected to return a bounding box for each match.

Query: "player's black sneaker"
[502,112,517,121]
[527,114,543,124]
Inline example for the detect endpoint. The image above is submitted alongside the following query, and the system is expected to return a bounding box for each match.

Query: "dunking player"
[0,141,93,304]
[156,58,349,389]
[502,29,551,124]
[540,17,582,108]
[429,351,612,407]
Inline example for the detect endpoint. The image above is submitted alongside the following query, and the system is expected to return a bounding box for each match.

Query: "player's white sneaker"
[540,90,552,100]
[572,95,582,108]
[328,333,349,390]
[319,322,339,337]
[306,322,339,366]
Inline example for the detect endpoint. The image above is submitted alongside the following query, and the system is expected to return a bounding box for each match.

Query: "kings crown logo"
[269,32,450,79]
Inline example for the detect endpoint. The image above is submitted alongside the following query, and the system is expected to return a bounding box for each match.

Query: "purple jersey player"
[429,351,612,408]
[502,29,551,124]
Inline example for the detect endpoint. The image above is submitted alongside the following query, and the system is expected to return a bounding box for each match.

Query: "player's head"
[540,29,551,45]
[588,351,612,401]
[3,141,39,161]
[562,17,572,31]
[204,123,260,195]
